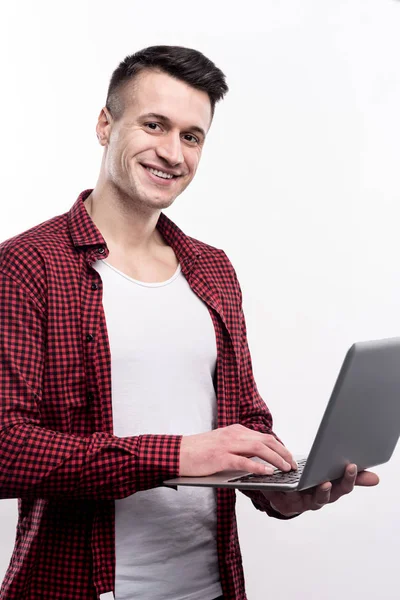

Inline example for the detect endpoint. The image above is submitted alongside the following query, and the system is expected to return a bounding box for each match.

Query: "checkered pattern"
[0,189,290,600]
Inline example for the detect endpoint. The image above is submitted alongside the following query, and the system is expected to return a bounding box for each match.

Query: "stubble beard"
[124,172,179,213]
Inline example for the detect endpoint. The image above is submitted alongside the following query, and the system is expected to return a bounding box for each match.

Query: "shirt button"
[86,334,94,342]
[87,392,94,402]
[91,283,98,290]
[97,247,105,254]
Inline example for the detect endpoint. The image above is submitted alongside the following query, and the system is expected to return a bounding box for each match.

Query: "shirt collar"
[67,189,202,270]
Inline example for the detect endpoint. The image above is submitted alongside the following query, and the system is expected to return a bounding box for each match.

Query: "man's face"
[97,69,212,211]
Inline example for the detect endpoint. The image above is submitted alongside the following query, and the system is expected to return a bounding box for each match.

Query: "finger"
[236,441,294,472]
[355,470,380,486]
[341,464,358,494]
[329,464,358,503]
[228,452,275,475]
[311,482,332,510]
[232,426,297,470]
[257,434,298,470]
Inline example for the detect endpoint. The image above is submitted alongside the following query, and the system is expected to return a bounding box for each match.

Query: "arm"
[222,254,380,517]
[0,270,182,500]
[237,309,299,519]
[221,252,298,519]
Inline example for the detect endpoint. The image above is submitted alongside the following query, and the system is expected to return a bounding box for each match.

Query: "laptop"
[164,337,400,492]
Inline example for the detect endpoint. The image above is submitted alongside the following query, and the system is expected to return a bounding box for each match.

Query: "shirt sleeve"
[221,252,299,520]
[0,270,182,500]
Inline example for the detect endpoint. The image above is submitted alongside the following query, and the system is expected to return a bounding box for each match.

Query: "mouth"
[140,164,181,186]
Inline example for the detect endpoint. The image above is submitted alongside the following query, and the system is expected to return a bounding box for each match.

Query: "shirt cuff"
[135,434,182,491]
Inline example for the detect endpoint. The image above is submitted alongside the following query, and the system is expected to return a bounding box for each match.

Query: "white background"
[1,1,400,598]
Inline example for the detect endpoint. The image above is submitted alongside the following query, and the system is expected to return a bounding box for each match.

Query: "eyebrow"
[138,112,206,139]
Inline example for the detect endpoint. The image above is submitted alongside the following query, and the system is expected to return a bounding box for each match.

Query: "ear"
[96,107,112,146]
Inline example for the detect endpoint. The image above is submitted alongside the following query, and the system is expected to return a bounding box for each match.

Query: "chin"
[154,197,177,209]
[141,194,176,210]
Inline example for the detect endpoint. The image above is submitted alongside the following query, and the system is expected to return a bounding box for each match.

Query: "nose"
[156,132,184,167]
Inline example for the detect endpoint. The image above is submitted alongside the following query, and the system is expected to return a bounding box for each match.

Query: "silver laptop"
[164,337,400,492]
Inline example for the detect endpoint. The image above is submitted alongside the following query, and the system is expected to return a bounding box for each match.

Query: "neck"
[84,180,165,254]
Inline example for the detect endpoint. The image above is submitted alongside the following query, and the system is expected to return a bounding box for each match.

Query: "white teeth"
[146,167,174,179]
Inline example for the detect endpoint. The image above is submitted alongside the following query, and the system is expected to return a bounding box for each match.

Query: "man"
[0,45,378,600]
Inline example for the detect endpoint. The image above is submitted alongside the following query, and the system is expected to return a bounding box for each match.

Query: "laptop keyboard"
[228,457,307,484]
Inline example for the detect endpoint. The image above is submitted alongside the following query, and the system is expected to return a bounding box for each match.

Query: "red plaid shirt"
[0,189,290,600]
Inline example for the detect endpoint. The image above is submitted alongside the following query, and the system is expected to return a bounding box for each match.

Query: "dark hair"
[105,45,229,121]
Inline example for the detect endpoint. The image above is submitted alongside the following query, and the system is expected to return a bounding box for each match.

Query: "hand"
[179,424,298,477]
[262,463,380,516]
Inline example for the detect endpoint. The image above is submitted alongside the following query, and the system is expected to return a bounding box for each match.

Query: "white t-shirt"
[92,258,223,600]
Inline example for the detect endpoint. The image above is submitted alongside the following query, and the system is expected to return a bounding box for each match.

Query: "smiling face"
[96,69,213,211]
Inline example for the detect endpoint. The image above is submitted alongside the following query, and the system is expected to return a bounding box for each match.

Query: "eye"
[183,134,199,144]
[145,122,162,131]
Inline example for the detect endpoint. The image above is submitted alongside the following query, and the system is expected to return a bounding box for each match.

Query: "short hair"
[105,45,229,121]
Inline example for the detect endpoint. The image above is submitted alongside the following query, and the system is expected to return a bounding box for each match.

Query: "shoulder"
[188,234,237,275]
[0,211,68,305]
[185,234,242,304]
